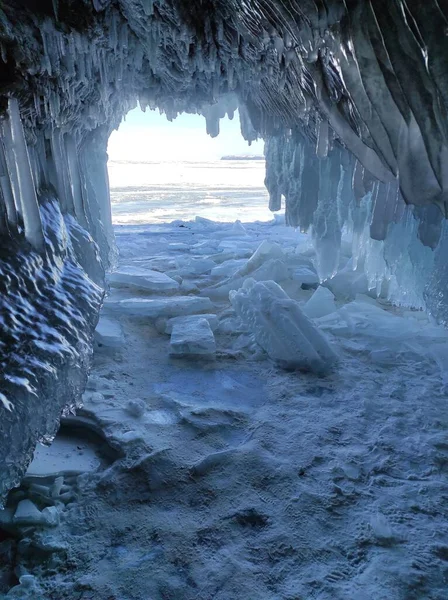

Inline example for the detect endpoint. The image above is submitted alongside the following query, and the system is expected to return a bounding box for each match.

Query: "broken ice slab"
[230,279,338,372]
[104,296,214,319]
[210,259,248,279]
[164,314,219,334]
[13,500,43,526]
[94,315,124,349]
[170,318,216,359]
[168,242,190,251]
[108,266,179,293]
[26,434,101,477]
[180,280,200,294]
[290,265,320,287]
[202,258,289,301]
[167,258,216,278]
[236,240,286,277]
[303,286,337,319]
[190,239,221,254]
[317,301,448,354]
[130,256,177,272]
[325,261,369,299]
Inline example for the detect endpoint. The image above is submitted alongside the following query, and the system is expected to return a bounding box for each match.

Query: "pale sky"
[107,108,265,162]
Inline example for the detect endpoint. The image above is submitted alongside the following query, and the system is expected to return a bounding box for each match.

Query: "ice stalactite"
[264,130,448,322]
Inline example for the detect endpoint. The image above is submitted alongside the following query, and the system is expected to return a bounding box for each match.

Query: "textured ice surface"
[108,266,179,292]
[230,279,337,371]
[0,200,103,504]
[170,318,216,358]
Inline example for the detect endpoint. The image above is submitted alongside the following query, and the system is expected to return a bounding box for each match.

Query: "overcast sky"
[107,107,265,162]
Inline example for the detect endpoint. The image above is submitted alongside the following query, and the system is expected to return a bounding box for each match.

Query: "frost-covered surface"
[0,199,103,504]
[2,215,447,599]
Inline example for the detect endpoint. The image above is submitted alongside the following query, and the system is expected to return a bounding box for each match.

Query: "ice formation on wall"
[1,0,448,500]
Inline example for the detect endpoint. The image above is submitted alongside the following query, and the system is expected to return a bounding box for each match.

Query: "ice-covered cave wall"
[1,0,448,501]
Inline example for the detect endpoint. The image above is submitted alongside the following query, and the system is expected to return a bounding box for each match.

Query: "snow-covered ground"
[2,215,448,599]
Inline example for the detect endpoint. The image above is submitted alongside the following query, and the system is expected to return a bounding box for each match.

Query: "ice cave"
[0,1,448,598]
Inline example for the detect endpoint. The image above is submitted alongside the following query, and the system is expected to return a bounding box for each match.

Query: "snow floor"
[2,216,448,599]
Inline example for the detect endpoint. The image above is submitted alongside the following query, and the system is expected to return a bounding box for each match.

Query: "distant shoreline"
[220,155,264,161]
[108,158,265,165]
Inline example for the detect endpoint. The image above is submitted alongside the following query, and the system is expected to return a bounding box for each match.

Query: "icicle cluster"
[265,132,448,324]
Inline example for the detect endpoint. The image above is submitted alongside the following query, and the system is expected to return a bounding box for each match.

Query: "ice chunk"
[13,500,43,526]
[165,314,219,334]
[325,262,369,299]
[251,258,289,283]
[104,296,214,319]
[168,242,190,251]
[94,316,124,349]
[317,301,448,354]
[230,220,248,236]
[303,286,337,319]
[170,318,216,359]
[134,256,176,272]
[169,258,216,278]
[194,216,217,228]
[230,279,338,371]
[236,240,285,277]
[41,506,60,527]
[191,239,221,254]
[202,258,289,301]
[210,259,248,279]
[180,280,200,294]
[291,265,320,287]
[108,266,179,292]
[125,398,146,418]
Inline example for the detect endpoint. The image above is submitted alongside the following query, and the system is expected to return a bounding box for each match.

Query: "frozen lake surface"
[5,213,447,599]
[109,159,275,224]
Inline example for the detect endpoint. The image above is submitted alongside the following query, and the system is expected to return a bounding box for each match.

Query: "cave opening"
[106,106,277,225]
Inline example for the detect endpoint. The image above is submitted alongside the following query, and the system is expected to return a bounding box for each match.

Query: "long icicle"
[8,98,45,251]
